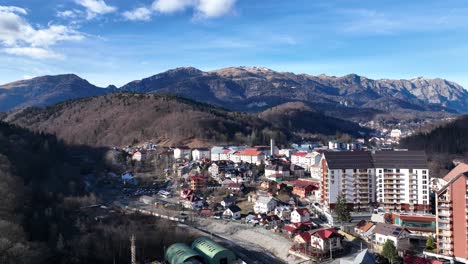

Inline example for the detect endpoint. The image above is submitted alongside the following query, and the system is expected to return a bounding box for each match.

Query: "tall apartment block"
[321,151,375,210]
[435,163,468,263]
[373,151,430,212]
[321,150,429,212]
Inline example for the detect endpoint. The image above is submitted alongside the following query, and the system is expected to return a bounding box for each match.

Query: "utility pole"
[329,239,333,259]
[130,234,136,264]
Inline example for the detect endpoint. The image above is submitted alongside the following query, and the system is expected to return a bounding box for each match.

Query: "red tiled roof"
[293,180,319,188]
[312,228,340,240]
[190,175,206,181]
[292,151,308,157]
[296,232,312,242]
[283,225,298,232]
[235,148,263,156]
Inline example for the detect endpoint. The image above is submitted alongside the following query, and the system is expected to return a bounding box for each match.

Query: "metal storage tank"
[191,237,237,264]
[165,243,204,264]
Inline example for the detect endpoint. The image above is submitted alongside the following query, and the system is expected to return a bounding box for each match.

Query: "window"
[423,180,427,184]
[379,170,382,173]
[353,169,357,173]
[342,169,346,173]
[396,169,400,173]
[422,170,427,175]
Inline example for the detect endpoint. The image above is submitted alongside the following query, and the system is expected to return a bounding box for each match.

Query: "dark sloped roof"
[372,150,427,169]
[373,223,409,237]
[324,151,373,169]
[227,205,241,213]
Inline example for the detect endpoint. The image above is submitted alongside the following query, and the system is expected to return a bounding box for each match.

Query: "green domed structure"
[191,237,237,264]
[165,243,203,264]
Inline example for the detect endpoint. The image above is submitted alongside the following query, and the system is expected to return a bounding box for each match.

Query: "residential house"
[265,164,290,178]
[290,164,306,178]
[221,197,237,208]
[182,194,203,209]
[254,196,277,214]
[292,180,318,198]
[192,148,211,161]
[227,183,245,192]
[354,220,376,241]
[279,149,294,158]
[231,148,265,165]
[274,205,291,220]
[310,228,343,253]
[132,151,146,161]
[190,175,207,191]
[223,205,241,220]
[291,208,311,223]
[174,147,191,160]
[210,146,226,161]
[373,223,411,249]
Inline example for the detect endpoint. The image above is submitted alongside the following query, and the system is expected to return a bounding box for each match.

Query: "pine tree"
[425,235,436,251]
[335,193,351,223]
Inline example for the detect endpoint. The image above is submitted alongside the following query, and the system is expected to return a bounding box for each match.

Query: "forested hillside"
[5,93,369,147]
[401,115,468,154]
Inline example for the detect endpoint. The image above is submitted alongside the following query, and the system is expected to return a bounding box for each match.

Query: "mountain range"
[1,66,467,123]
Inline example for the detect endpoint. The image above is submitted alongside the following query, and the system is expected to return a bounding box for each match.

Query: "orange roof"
[356,221,375,232]
[443,163,468,182]
[295,232,311,242]
[235,148,263,156]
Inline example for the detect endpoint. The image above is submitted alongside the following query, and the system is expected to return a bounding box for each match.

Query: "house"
[354,220,376,241]
[208,162,227,176]
[132,151,146,161]
[294,231,312,244]
[227,183,244,192]
[310,228,343,253]
[223,205,241,219]
[372,223,411,249]
[192,148,211,161]
[210,146,226,161]
[190,175,207,191]
[291,208,311,223]
[221,197,237,208]
[182,195,203,209]
[254,196,277,214]
[292,180,318,198]
[173,147,191,160]
[274,205,291,220]
[290,164,306,178]
[265,164,290,178]
[231,148,265,165]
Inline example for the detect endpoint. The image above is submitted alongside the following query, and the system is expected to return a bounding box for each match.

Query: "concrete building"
[231,148,265,164]
[192,148,211,161]
[174,147,191,160]
[373,151,430,212]
[435,163,468,262]
[321,151,375,210]
[321,150,430,212]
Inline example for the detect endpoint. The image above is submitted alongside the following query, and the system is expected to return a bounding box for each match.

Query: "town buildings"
[231,148,265,165]
[174,147,191,160]
[310,228,343,253]
[435,163,468,262]
[254,196,277,214]
[192,148,211,161]
[373,223,411,249]
[291,208,311,223]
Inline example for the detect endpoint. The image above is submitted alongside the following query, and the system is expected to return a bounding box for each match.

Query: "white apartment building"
[321,150,430,212]
[373,151,430,212]
[321,151,375,210]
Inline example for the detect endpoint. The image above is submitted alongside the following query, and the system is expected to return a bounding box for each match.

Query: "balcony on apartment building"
[438,223,451,230]
[438,231,453,237]
[438,210,451,216]
[438,216,451,223]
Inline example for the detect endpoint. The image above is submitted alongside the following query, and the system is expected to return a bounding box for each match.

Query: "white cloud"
[74,0,116,19]
[0,6,27,15]
[57,10,82,19]
[123,7,152,21]
[3,47,64,59]
[150,0,236,19]
[152,0,195,13]
[196,0,236,18]
[0,5,84,59]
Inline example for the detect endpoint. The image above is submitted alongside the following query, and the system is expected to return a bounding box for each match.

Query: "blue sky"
[0,0,468,88]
